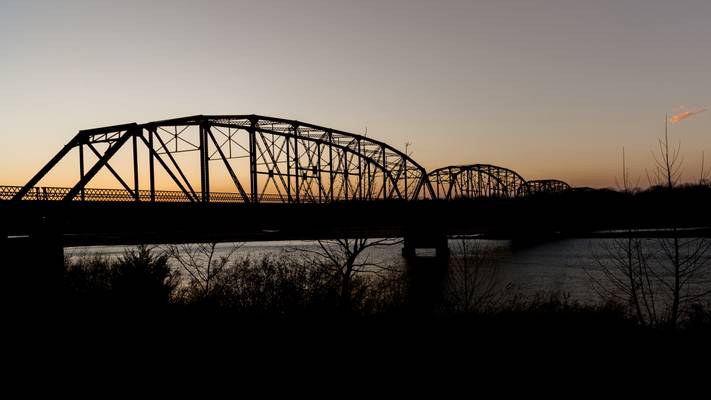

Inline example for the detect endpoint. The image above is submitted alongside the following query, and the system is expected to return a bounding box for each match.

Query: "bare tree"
[647,118,684,188]
[614,147,640,193]
[593,123,711,327]
[165,242,243,300]
[445,238,499,312]
[589,147,658,324]
[588,235,660,326]
[298,238,401,311]
[700,151,711,185]
[649,119,711,325]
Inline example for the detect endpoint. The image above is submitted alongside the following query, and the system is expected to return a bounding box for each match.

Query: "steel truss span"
[525,179,571,194]
[427,164,571,199]
[428,164,529,199]
[10,115,435,203]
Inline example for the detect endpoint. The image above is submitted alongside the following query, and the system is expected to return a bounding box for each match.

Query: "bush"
[111,245,179,307]
[172,252,408,316]
[64,245,179,309]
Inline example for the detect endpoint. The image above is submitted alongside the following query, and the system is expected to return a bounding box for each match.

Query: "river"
[65,237,711,305]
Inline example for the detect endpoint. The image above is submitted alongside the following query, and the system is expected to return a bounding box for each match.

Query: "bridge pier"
[1,217,65,311]
[402,229,449,313]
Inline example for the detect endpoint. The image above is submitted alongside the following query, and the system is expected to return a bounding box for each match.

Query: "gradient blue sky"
[1,0,709,188]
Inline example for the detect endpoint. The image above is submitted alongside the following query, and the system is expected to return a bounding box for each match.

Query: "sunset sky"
[1,0,710,189]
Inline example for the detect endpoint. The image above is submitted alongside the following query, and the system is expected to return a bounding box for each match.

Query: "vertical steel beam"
[286,133,292,203]
[228,126,233,158]
[149,129,155,202]
[132,133,139,201]
[357,140,362,200]
[344,151,349,200]
[435,172,440,199]
[199,123,205,201]
[366,162,372,199]
[204,125,210,202]
[382,146,387,199]
[317,142,322,203]
[199,121,210,202]
[79,143,85,201]
[293,125,300,203]
[404,159,408,199]
[248,117,258,203]
[328,131,333,201]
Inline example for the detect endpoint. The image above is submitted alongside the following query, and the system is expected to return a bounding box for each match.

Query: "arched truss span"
[427,164,528,200]
[525,179,571,194]
[12,115,435,203]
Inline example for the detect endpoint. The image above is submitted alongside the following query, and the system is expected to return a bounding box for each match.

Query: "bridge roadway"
[1,198,558,247]
[3,191,709,248]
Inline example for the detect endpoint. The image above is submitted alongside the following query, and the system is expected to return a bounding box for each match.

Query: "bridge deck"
[2,190,710,246]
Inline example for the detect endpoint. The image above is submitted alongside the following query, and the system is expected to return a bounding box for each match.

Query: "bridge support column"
[402,229,449,313]
[1,217,65,312]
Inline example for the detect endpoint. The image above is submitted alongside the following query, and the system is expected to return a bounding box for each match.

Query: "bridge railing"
[0,185,348,203]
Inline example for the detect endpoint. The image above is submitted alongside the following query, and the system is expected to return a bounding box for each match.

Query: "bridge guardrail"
[0,185,349,203]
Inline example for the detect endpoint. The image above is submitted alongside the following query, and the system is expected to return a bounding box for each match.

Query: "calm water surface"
[65,238,710,304]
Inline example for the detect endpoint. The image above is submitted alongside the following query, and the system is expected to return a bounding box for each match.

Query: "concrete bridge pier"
[402,229,450,313]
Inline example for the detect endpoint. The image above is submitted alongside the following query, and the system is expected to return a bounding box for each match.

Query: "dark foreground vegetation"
[47,245,709,333]
[5,241,710,373]
[3,188,710,364]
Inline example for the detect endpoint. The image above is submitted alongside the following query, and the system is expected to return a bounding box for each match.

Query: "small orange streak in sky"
[668,108,707,124]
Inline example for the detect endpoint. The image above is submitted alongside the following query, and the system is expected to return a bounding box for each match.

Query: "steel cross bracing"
[9,115,435,203]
